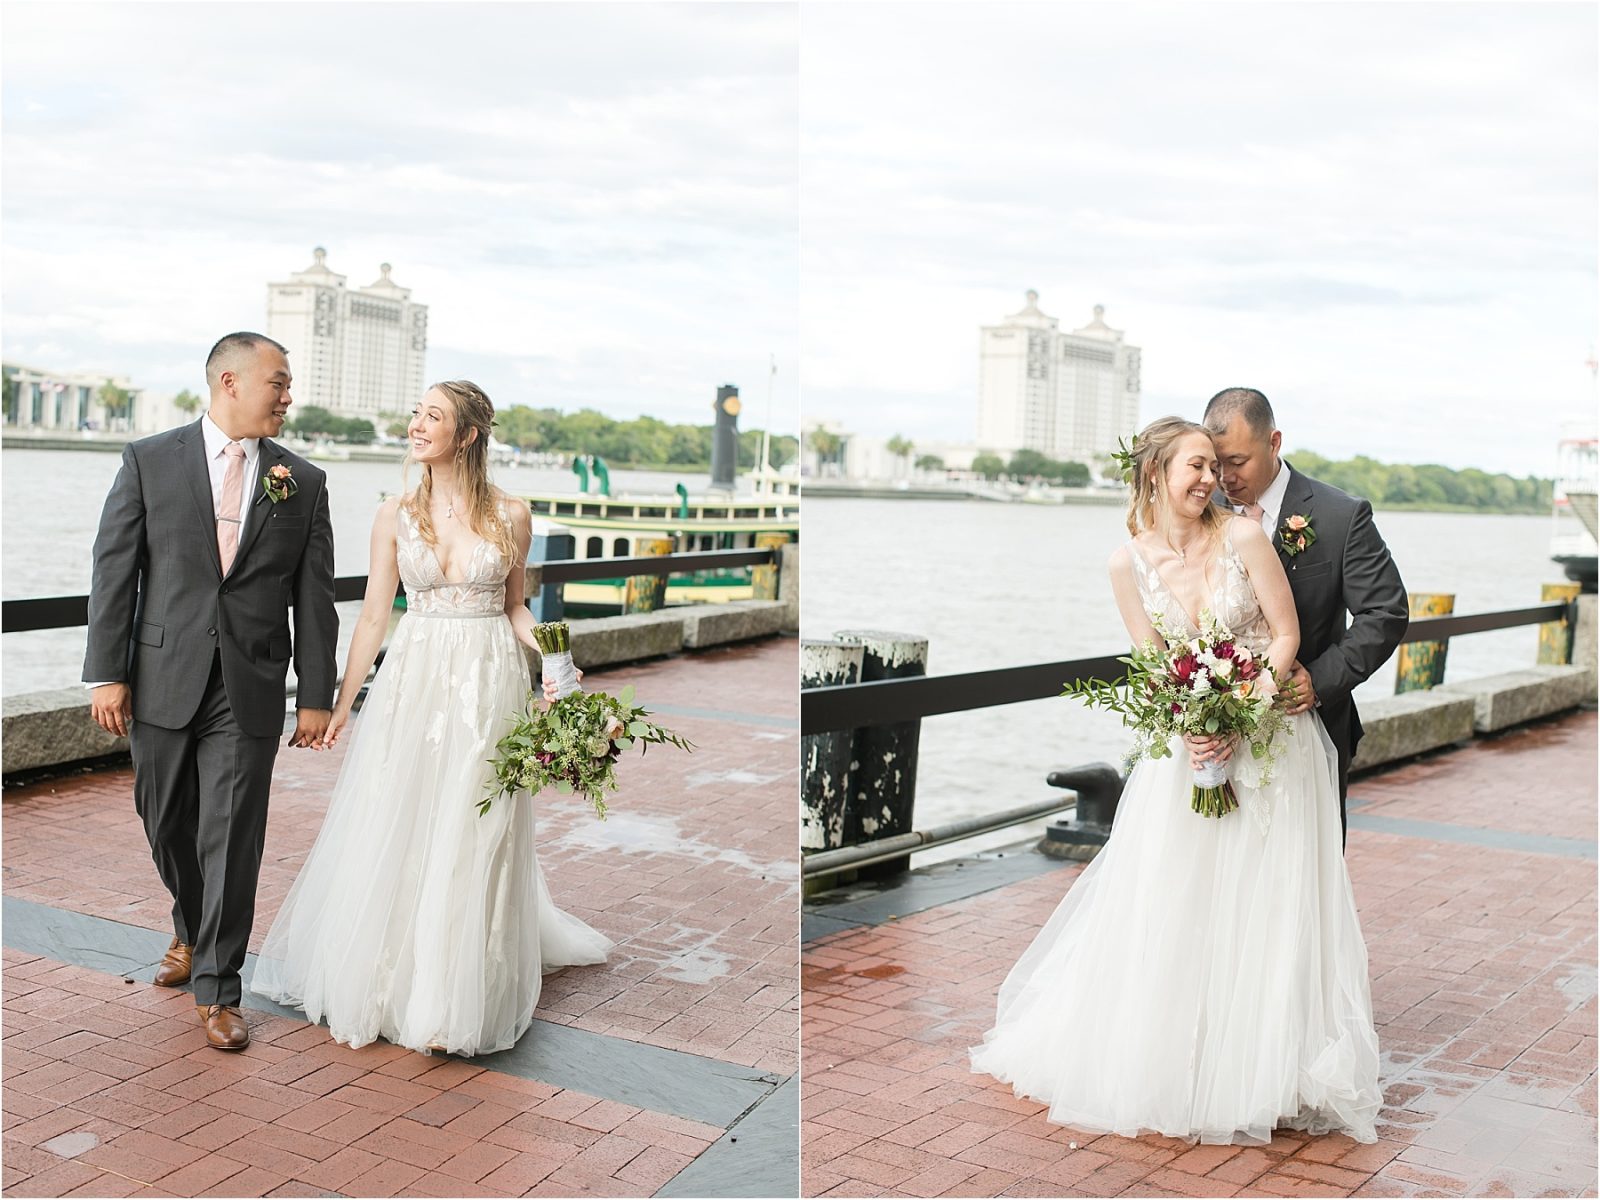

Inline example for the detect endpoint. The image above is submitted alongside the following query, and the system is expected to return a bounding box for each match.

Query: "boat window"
[585,536,603,558]
[613,537,629,557]
[639,507,667,518]
[556,503,576,516]
[700,535,713,551]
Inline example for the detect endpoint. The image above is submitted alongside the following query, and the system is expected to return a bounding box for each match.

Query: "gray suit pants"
[129,652,279,1006]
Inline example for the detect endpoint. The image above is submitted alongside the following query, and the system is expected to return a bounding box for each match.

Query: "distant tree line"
[970,449,1092,487]
[287,406,377,444]
[1289,451,1551,513]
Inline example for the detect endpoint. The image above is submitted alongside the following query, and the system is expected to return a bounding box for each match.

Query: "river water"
[1,447,711,696]
[802,496,1565,862]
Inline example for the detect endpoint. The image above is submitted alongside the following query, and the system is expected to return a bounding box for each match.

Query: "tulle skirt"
[970,711,1380,1145]
[251,611,613,1057]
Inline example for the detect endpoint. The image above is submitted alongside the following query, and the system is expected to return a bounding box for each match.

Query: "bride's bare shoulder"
[1108,540,1137,573]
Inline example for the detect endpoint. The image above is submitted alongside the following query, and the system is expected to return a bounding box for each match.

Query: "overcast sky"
[2,2,798,434]
[800,2,1597,477]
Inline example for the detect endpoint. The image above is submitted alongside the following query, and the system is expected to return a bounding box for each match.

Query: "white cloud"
[799,1,1597,476]
[1,1,799,432]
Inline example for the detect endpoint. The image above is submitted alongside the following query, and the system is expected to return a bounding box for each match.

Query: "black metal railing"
[801,602,1576,736]
[1,548,779,635]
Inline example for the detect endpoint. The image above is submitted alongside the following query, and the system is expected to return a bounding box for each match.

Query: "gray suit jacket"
[1273,463,1408,770]
[83,420,338,738]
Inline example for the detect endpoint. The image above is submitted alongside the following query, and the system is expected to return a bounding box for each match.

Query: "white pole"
[759,353,776,495]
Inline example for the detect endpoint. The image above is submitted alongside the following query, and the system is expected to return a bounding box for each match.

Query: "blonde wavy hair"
[402,380,519,566]
[1124,415,1229,546]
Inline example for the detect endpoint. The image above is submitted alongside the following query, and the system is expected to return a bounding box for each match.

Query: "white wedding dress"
[970,524,1381,1145]
[251,504,613,1056]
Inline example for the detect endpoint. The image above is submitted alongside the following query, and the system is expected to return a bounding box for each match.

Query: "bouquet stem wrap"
[533,621,581,701]
[1191,757,1238,817]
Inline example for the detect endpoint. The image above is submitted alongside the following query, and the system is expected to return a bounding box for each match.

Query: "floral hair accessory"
[1110,434,1139,486]
[262,464,297,504]
[1278,512,1315,556]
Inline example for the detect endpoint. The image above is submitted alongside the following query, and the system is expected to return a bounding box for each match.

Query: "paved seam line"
[656,1073,798,1198]
[1,894,779,1129]
[1346,813,1596,859]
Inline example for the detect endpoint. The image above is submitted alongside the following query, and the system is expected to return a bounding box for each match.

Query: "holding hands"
[542,666,584,704]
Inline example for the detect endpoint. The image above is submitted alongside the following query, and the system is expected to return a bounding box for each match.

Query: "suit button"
[219,585,229,594]
[207,627,217,637]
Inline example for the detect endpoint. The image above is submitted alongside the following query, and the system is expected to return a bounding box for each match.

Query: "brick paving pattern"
[802,710,1597,1198]
[3,638,797,1198]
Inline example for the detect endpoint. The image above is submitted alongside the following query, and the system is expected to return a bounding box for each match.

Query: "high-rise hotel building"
[267,248,428,419]
[977,291,1140,463]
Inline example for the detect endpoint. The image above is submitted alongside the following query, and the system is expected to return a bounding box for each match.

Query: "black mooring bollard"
[1039,762,1125,861]
[833,629,930,880]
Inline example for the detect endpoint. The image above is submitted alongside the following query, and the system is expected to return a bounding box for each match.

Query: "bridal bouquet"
[480,623,693,820]
[1062,612,1289,817]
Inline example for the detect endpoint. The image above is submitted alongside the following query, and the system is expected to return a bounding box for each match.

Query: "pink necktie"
[1243,502,1266,527]
[217,442,246,573]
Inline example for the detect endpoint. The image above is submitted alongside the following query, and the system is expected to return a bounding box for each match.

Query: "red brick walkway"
[3,638,797,1198]
[802,710,1598,1198]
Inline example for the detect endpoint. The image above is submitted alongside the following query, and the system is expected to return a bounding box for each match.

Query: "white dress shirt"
[1235,460,1291,536]
[201,411,260,532]
[87,415,260,689]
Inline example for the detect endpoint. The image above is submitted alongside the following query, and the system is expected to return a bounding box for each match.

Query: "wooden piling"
[1538,582,1583,665]
[751,532,791,601]
[1396,592,1454,692]
[622,537,673,614]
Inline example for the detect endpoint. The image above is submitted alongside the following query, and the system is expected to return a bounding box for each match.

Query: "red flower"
[1171,653,1198,683]
[1170,702,1183,714]
[1214,641,1236,660]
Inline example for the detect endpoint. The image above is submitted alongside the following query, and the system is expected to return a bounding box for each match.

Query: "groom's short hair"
[206,332,287,389]
[1203,387,1275,438]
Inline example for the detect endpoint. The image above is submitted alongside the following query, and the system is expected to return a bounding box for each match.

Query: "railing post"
[750,532,791,601]
[777,541,800,634]
[1396,592,1454,692]
[623,537,673,613]
[801,640,865,888]
[527,520,574,623]
[834,629,930,880]
[1537,582,1583,664]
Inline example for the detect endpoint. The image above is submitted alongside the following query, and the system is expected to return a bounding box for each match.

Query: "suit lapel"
[1275,463,1317,566]
[178,421,224,579]
[229,439,280,575]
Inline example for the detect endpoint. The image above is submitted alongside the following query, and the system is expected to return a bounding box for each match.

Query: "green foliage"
[971,452,1006,480]
[488,403,790,468]
[287,405,374,443]
[1290,450,1552,514]
[482,679,694,821]
[885,434,914,460]
[171,388,202,415]
[915,454,945,472]
[97,380,134,419]
[1006,449,1091,486]
[806,427,842,464]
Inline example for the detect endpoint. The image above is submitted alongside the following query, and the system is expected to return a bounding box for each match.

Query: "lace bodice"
[1126,521,1273,656]
[396,503,509,617]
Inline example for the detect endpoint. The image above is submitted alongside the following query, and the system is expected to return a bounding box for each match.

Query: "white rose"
[603,715,626,741]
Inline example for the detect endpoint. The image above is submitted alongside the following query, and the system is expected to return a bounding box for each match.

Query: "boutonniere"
[1278,512,1315,556]
[262,464,298,504]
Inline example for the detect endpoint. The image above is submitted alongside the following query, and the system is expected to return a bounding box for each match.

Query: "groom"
[84,332,337,1050]
[1203,387,1408,846]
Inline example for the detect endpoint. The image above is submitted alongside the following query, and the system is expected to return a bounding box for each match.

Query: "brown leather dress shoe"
[153,938,192,987]
[196,1004,250,1051]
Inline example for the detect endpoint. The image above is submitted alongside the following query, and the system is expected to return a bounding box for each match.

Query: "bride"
[969,415,1381,1146]
[251,380,612,1056]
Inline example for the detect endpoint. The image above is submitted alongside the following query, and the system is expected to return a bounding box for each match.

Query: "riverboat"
[1551,428,1598,589]
[524,458,799,613]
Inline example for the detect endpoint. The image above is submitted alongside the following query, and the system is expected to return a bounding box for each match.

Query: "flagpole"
[759,353,776,495]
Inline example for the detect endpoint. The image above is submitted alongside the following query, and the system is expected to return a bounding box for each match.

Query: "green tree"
[972,452,1006,480]
[1008,449,1055,479]
[287,405,342,437]
[915,454,945,472]
[1058,460,1091,487]
[98,380,134,429]
[806,428,842,473]
[172,388,202,417]
[885,434,914,466]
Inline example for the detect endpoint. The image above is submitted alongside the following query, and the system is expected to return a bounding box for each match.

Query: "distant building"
[1,363,144,433]
[267,247,428,420]
[977,291,1140,463]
